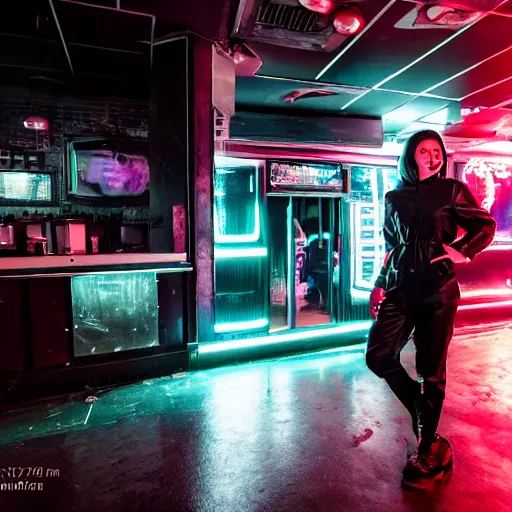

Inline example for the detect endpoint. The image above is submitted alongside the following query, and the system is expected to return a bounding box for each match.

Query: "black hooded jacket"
[374,130,496,295]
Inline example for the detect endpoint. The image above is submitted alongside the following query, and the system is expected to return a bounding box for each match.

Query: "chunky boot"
[402,434,453,491]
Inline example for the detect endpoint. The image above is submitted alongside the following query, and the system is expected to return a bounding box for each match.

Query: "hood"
[398,130,448,186]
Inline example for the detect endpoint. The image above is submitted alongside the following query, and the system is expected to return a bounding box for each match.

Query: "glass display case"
[213,156,268,335]
[0,172,53,202]
[72,271,159,357]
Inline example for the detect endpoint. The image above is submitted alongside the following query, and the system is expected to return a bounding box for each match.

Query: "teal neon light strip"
[306,232,331,245]
[213,156,261,244]
[214,247,268,258]
[202,321,372,354]
[214,201,261,243]
[340,15,486,111]
[214,318,269,334]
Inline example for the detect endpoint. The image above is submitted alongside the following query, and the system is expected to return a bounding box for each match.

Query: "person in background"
[301,204,330,309]
[366,130,496,490]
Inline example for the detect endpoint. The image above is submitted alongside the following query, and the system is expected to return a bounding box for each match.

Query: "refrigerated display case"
[348,166,401,301]
[213,156,269,336]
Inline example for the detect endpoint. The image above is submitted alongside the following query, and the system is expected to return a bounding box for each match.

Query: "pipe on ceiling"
[47,0,74,75]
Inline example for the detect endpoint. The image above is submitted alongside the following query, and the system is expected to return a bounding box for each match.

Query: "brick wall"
[0,90,149,221]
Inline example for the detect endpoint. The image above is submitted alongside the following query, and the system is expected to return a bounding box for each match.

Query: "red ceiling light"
[333,6,366,35]
[23,117,49,131]
[298,0,335,15]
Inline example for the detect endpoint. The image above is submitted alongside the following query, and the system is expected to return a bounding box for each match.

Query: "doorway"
[268,196,340,332]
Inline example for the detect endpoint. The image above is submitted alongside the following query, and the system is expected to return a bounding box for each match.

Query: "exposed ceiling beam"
[150,15,155,69]
[67,42,144,55]
[58,0,154,18]
[48,0,74,75]
[375,87,456,101]
[0,63,67,73]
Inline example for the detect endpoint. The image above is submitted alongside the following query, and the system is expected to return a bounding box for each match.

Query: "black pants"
[366,278,460,448]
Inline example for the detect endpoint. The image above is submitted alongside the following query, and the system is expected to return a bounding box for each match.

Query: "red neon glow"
[23,117,49,131]
[333,6,366,35]
[461,287,512,298]
[462,158,512,241]
[298,0,335,14]
[458,299,512,311]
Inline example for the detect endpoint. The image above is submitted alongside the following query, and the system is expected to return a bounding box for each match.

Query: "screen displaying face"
[75,149,149,197]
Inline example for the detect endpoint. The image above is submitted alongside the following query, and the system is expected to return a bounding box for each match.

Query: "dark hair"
[398,130,447,186]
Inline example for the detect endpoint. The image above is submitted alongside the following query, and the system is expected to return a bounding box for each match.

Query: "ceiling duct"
[232,0,349,52]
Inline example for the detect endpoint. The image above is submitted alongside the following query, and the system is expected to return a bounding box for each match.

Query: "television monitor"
[0,172,53,202]
[68,139,149,199]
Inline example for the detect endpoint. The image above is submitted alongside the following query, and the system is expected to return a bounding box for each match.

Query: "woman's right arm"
[449,181,496,260]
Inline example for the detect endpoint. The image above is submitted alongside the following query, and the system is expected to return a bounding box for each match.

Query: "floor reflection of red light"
[459,299,512,311]
[461,288,512,298]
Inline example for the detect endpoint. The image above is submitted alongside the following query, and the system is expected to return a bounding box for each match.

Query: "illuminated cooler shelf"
[214,252,268,334]
[213,156,268,335]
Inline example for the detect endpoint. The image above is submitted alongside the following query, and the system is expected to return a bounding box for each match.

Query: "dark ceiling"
[0,0,238,99]
[3,0,512,138]
[233,0,512,135]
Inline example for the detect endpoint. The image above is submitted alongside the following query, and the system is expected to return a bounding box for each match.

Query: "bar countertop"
[0,253,191,278]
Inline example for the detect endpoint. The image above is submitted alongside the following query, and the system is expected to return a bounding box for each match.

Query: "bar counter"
[0,253,192,403]
[0,253,191,277]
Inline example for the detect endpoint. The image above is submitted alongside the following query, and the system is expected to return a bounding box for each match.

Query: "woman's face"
[414,138,444,181]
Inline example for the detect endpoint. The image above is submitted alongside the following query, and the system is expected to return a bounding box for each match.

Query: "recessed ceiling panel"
[342,89,413,117]
[320,2,455,87]
[56,1,153,52]
[250,42,334,81]
[0,35,67,72]
[384,14,512,94]
[380,96,457,124]
[429,48,512,99]
[69,46,149,78]
[461,77,512,107]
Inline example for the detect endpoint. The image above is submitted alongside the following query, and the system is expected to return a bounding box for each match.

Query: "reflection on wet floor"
[1,321,512,512]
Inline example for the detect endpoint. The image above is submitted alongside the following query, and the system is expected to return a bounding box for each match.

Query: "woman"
[366,130,496,490]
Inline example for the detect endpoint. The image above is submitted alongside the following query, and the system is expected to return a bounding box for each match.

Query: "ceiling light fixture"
[298,0,335,15]
[333,6,366,35]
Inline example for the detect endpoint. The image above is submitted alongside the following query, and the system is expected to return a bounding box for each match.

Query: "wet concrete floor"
[1,320,511,512]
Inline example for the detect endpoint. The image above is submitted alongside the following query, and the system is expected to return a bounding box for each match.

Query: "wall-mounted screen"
[269,161,344,192]
[0,172,52,202]
[214,156,261,243]
[69,139,149,198]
